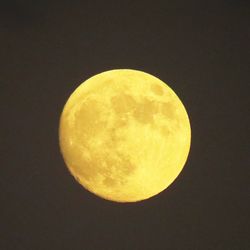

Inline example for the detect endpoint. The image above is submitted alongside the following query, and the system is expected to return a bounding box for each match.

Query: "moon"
[59,69,191,202]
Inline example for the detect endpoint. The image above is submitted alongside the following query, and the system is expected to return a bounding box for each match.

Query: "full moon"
[59,69,191,202]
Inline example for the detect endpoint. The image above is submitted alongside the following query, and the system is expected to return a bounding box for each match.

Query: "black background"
[1,1,249,249]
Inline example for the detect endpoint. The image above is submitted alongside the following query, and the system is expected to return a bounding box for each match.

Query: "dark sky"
[1,1,249,249]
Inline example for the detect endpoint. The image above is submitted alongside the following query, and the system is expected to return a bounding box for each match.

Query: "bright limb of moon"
[59,69,191,202]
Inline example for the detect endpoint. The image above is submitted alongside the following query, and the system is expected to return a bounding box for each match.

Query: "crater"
[160,125,170,136]
[151,84,164,96]
[161,102,176,120]
[101,153,136,188]
[75,99,104,138]
[118,154,137,175]
[70,154,97,182]
[115,117,128,128]
[133,98,158,123]
[103,176,117,187]
[111,93,137,114]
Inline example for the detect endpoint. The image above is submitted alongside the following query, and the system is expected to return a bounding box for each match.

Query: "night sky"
[1,1,249,249]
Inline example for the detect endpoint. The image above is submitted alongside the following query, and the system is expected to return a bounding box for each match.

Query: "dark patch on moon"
[161,101,176,120]
[151,84,164,96]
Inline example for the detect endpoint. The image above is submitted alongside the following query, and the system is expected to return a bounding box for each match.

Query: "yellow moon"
[59,69,191,202]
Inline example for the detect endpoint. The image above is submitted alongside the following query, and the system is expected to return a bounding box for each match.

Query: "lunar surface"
[59,69,191,202]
